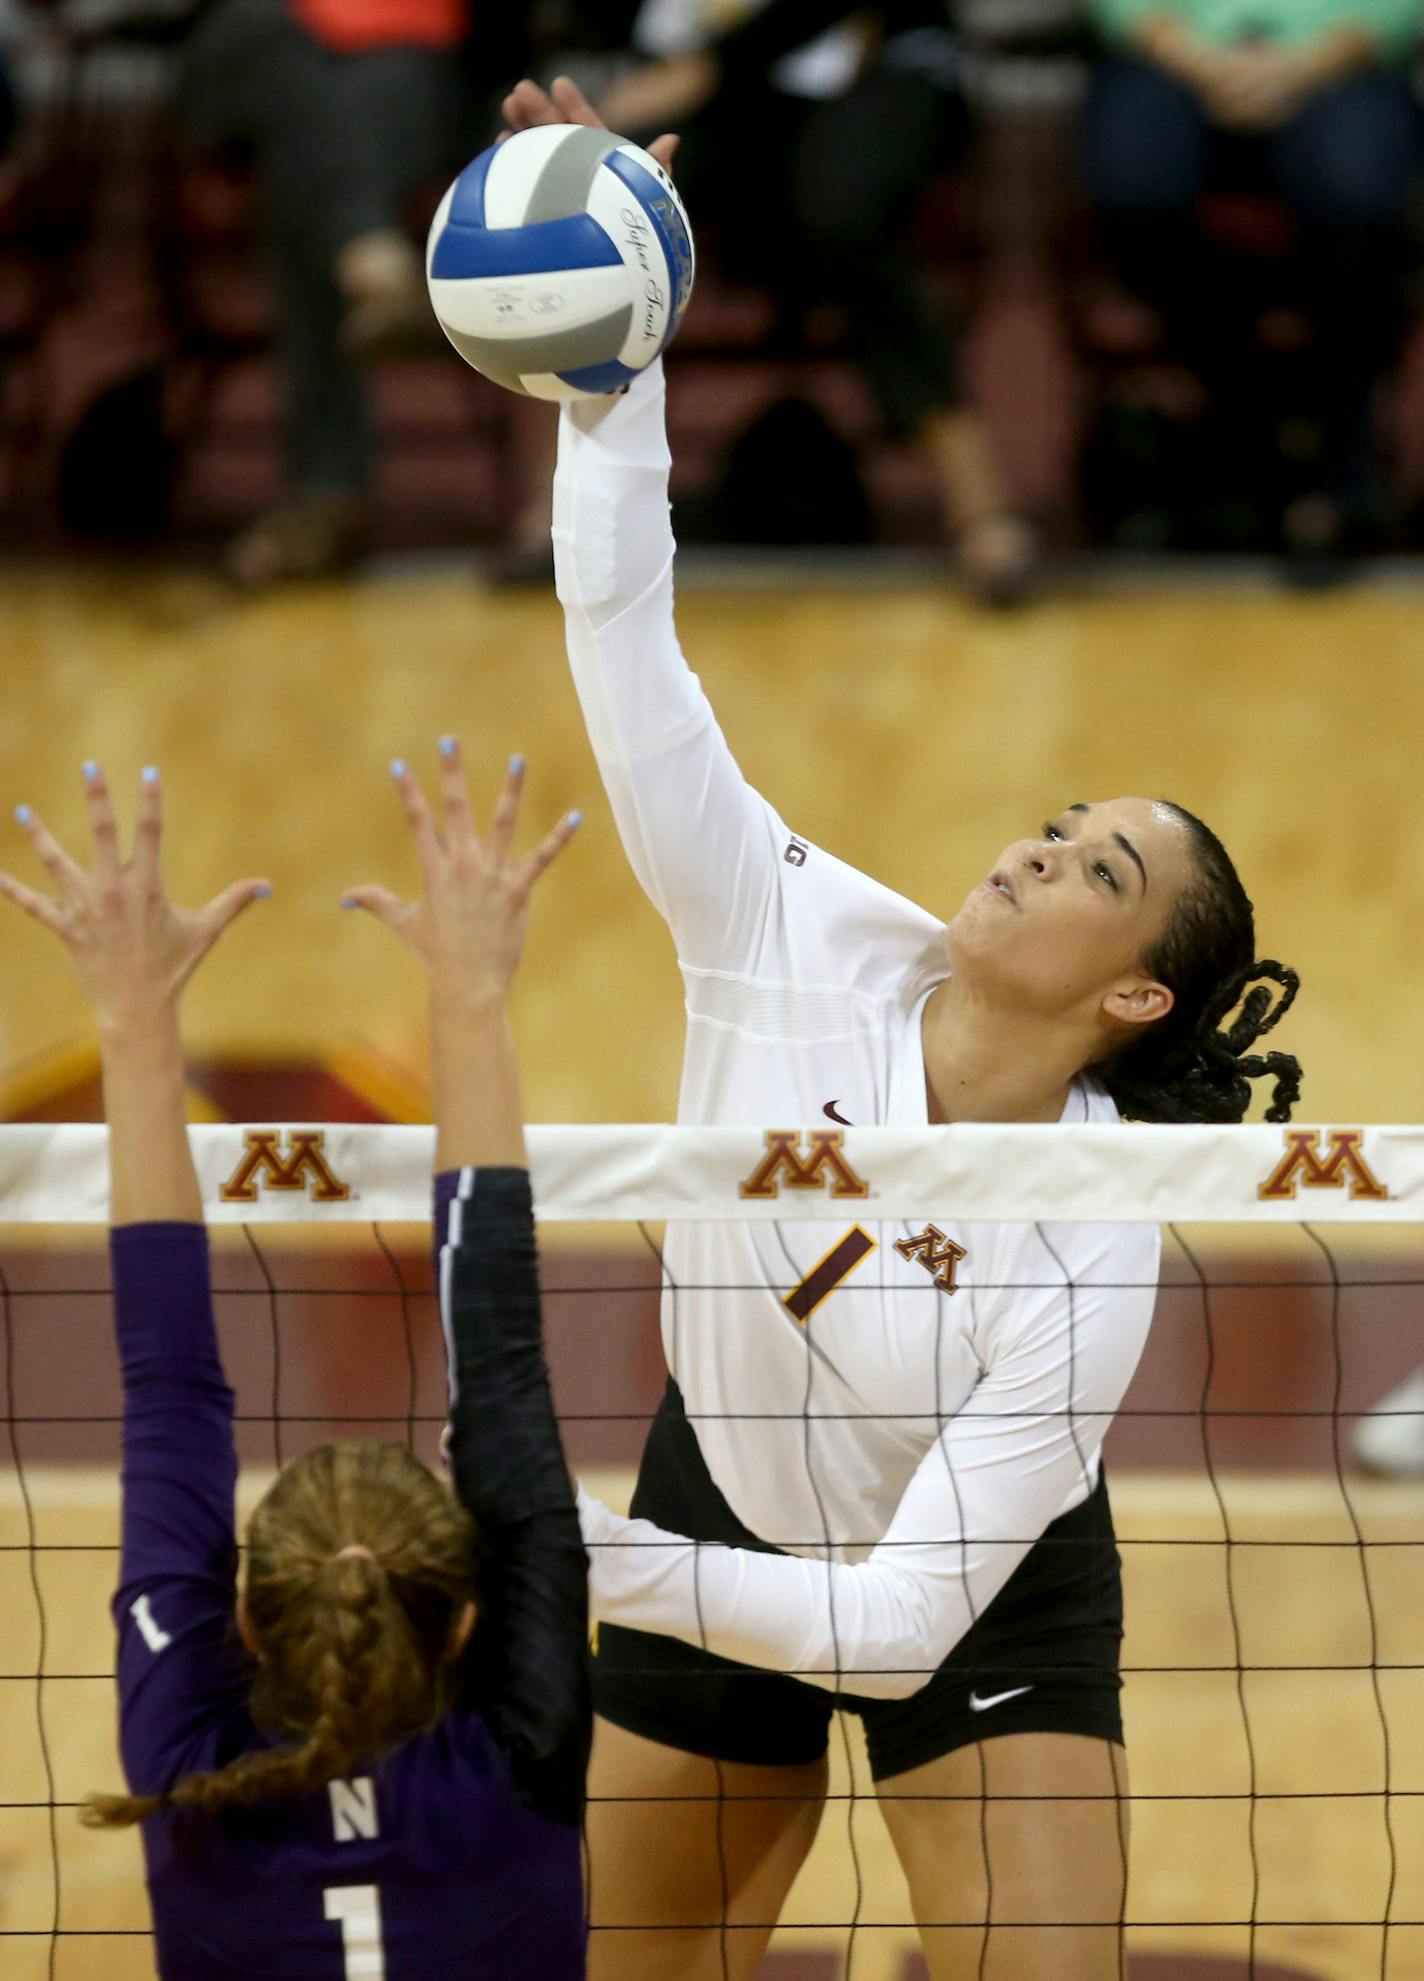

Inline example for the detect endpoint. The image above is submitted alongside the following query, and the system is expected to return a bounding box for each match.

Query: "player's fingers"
[503,78,560,131]
[199,878,274,940]
[436,736,479,853]
[650,133,680,171]
[488,754,524,864]
[80,762,121,879]
[12,802,88,900]
[0,870,66,934]
[519,808,581,890]
[131,766,163,886]
[549,74,605,129]
[388,759,443,873]
[339,884,414,932]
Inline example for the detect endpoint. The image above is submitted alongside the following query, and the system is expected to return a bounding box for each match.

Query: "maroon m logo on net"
[219,1129,351,1204]
[738,1130,870,1202]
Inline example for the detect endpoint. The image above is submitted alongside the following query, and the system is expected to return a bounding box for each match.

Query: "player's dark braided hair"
[1096,803,1303,1125]
[82,1440,476,1826]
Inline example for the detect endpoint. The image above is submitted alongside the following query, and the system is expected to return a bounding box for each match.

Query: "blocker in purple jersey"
[425,123,695,400]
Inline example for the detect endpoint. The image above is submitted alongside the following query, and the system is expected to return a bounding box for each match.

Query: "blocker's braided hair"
[83,1440,476,1827]
[1097,803,1302,1126]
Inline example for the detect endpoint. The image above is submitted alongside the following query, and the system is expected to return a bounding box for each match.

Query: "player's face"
[944,798,1195,1018]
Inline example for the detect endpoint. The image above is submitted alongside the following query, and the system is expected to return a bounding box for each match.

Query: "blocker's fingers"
[549,74,605,129]
[80,763,121,878]
[388,759,443,873]
[0,871,66,934]
[436,736,479,851]
[198,878,274,940]
[131,766,163,885]
[13,803,87,900]
[519,808,581,890]
[339,884,415,932]
[488,753,524,863]
[650,133,680,172]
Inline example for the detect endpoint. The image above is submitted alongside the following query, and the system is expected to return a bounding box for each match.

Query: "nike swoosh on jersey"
[967,1685,1034,1713]
[822,1100,851,1125]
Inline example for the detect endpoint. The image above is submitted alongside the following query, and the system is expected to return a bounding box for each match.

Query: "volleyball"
[425,124,695,401]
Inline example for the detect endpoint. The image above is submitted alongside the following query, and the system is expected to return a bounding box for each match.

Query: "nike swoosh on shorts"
[967,1685,1035,1712]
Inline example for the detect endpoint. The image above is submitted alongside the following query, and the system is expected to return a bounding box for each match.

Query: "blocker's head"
[241,1439,476,1742]
[84,1440,476,1828]
[944,798,1302,1124]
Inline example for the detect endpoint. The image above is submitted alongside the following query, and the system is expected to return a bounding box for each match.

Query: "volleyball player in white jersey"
[505,78,1303,1981]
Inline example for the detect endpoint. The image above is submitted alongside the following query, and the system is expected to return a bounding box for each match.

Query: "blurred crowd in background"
[5,0,1424,598]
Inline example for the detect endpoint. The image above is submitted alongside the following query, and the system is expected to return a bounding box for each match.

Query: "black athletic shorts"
[593,1379,1125,1783]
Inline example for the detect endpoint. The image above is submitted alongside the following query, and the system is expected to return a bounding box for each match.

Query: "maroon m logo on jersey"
[894,1224,967,1294]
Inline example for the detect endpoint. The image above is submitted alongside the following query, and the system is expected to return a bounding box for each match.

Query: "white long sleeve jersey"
[553,366,1160,1700]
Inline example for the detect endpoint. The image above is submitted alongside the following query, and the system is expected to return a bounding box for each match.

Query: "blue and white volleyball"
[425,124,695,401]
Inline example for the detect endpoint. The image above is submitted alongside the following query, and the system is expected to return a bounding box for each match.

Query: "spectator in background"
[0,0,19,160]
[178,0,471,584]
[1081,0,1424,578]
[593,0,1046,604]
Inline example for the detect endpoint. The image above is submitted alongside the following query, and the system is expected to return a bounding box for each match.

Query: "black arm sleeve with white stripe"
[435,1167,591,1828]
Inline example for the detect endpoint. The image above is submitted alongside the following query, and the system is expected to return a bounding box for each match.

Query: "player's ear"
[1102,972,1173,1035]
[447,1600,476,1661]
[235,1593,260,1658]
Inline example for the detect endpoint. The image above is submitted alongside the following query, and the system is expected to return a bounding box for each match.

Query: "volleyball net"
[1,1120,1421,1981]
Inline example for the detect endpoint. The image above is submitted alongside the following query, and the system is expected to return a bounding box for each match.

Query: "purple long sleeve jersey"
[111,1167,589,1980]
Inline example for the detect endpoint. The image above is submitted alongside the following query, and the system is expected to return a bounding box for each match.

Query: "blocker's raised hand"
[501,73,680,175]
[0,766,272,1023]
[341,741,579,1003]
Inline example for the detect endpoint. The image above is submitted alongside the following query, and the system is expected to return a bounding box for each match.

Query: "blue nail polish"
[14,804,30,825]
[253,885,274,900]
[567,809,582,828]
[340,898,358,910]
[438,735,456,757]
[82,761,99,782]
[141,765,159,785]
[389,758,406,778]
[509,754,526,776]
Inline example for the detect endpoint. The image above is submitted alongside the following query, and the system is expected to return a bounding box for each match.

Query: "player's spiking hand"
[341,742,579,1009]
[500,73,681,176]
[0,765,272,1028]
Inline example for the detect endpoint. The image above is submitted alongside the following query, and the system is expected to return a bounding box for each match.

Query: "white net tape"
[0,1120,1418,1222]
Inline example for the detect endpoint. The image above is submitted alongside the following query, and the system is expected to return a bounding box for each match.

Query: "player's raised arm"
[0,768,271,1806]
[502,77,796,973]
[343,742,591,1822]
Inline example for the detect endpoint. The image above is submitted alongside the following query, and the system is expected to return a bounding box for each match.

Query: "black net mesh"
[0,1208,1420,1981]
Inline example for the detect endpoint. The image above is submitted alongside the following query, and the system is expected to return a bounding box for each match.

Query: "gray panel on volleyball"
[521,124,622,224]
[445,308,633,390]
